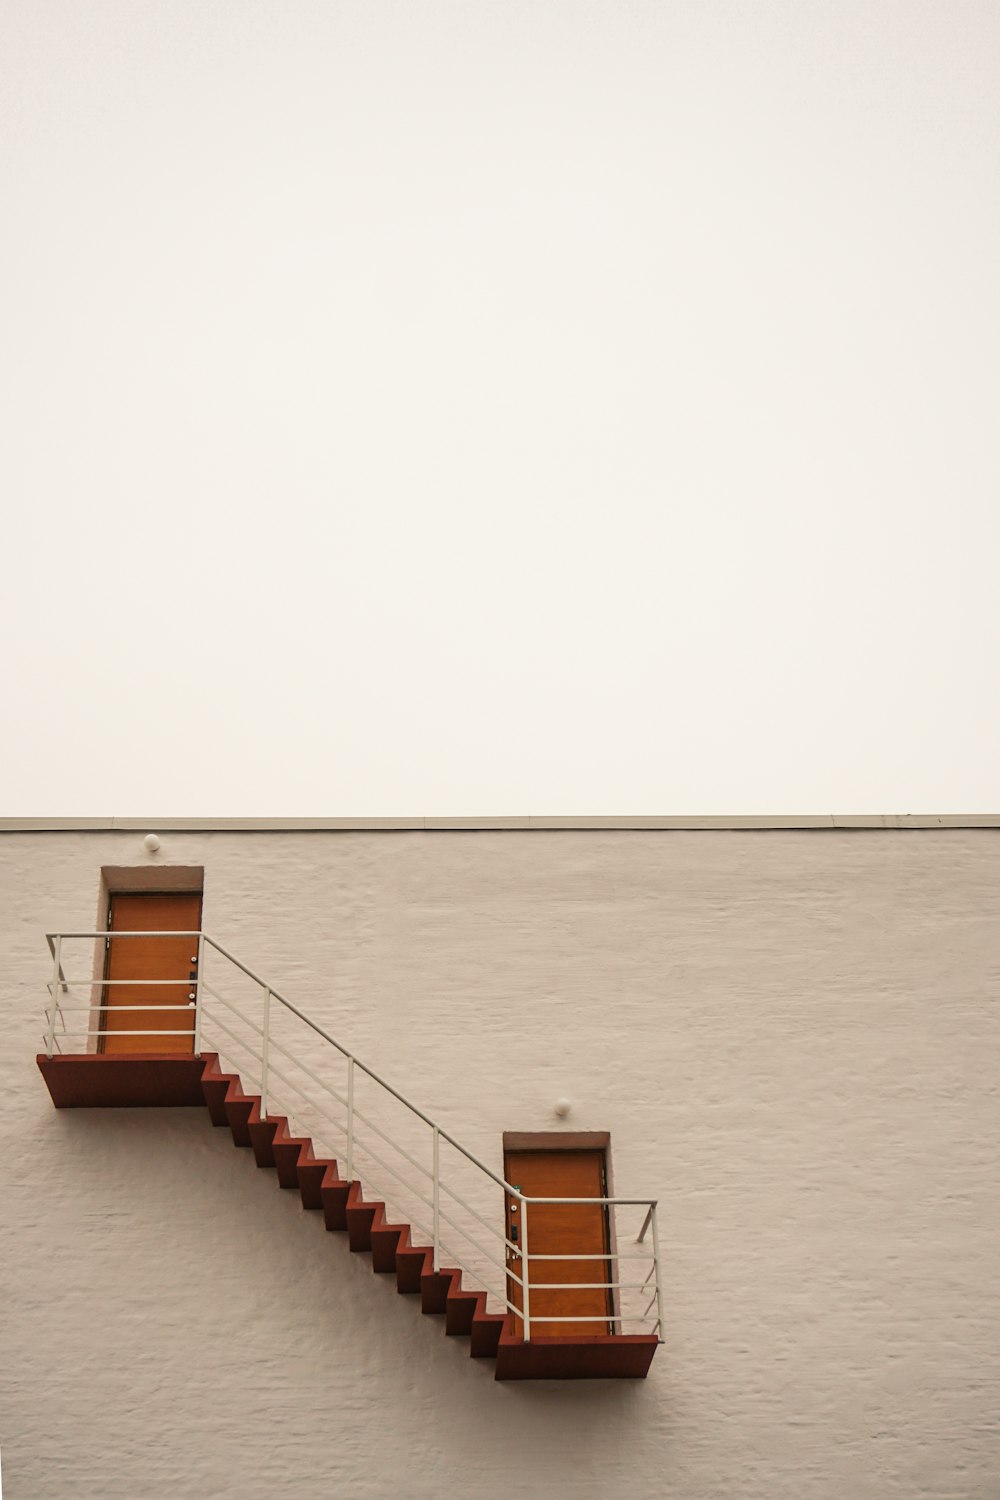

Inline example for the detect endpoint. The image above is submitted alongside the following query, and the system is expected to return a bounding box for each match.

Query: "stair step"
[421,1267,461,1316]
[320,1173,352,1232]
[471,1312,508,1360]
[370,1218,407,1273]
[345,1185,379,1251]
[297,1157,339,1210]
[223,1085,261,1148]
[445,1289,483,1337]
[272,1126,315,1189]
[199,1053,240,1126]
[248,1114,279,1167]
[395,1236,435,1295]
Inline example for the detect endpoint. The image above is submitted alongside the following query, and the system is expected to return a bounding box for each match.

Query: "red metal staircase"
[38,924,662,1381]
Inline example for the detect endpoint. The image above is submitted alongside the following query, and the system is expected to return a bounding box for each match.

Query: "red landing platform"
[36,1053,206,1108]
[494,1329,658,1380]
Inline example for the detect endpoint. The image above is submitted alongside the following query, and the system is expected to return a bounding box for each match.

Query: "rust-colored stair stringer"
[200,1051,241,1126]
[198,1055,508,1362]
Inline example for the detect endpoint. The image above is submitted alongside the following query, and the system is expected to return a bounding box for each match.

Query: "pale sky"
[2,0,998,815]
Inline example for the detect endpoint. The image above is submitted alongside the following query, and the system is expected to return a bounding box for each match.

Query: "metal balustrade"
[43,930,664,1343]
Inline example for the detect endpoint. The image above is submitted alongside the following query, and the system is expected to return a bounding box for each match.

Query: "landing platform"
[37,1053,206,1108]
[494,1328,659,1380]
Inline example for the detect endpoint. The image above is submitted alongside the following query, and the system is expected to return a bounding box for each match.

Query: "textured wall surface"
[1,828,998,1499]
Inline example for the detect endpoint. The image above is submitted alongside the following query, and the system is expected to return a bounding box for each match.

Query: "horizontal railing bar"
[46,1003,194,1012]
[513,1315,619,1325]
[48,981,196,989]
[512,1197,657,1207]
[522,1252,654,1262]
[58,1029,195,1038]
[515,1280,650,1291]
[546,1317,658,1328]
[46,931,202,939]
[515,1313,655,1324]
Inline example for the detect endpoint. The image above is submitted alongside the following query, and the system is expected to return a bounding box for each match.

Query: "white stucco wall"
[1,827,998,1499]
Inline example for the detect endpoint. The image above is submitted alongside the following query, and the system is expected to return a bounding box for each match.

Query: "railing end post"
[46,934,63,1059]
[521,1197,531,1342]
[260,985,271,1116]
[346,1056,355,1183]
[432,1125,440,1273]
[193,931,205,1056]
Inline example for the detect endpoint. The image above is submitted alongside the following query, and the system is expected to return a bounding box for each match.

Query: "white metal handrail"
[43,929,665,1342]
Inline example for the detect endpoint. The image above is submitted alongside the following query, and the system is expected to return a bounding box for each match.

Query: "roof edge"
[0,815,997,832]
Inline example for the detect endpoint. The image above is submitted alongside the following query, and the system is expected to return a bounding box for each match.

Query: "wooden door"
[505,1149,612,1339]
[101,891,203,1056]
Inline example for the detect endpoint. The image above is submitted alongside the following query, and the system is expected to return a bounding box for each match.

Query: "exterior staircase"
[37,925,662,1381]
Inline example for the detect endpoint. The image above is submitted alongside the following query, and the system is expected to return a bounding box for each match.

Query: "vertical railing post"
[521,1195,531,1342]
[346,1056,355,1182]
[650,1201,665,1340]
[193,931,205,1055]
[609,1202,619,1336]
[260,985,271,1116]
[432,1125,440,1272]
[46,935,62,1058]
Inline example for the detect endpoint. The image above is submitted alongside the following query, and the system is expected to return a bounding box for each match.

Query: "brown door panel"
[504,1149,612,1338]
[102,891,202,1056]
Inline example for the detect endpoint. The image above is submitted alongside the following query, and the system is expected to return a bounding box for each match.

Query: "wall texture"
[1,828,998,1499]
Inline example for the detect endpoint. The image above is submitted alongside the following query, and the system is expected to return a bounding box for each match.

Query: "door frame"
[95,873,205,1055]
[88,868,205,1049]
